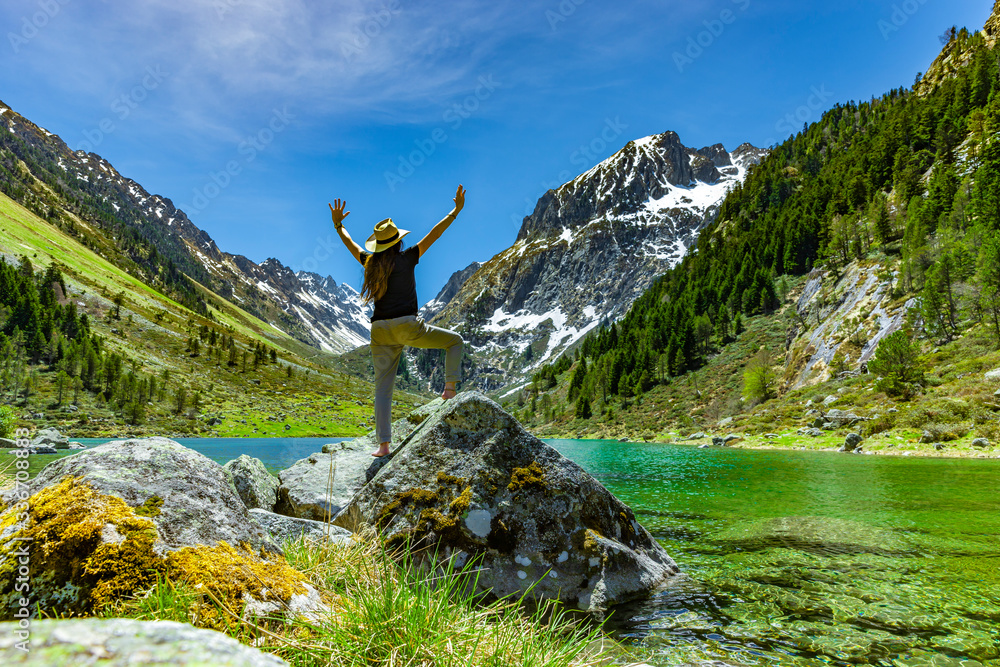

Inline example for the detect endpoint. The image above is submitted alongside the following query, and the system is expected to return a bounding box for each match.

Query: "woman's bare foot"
[372,442,391,457]
[441,382,457,400]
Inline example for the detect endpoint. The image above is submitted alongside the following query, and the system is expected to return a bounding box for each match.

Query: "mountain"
[0,101,368,354]
[512,3,1000,436]
[427,132,766,392]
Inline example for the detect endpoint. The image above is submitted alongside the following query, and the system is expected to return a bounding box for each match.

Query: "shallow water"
[546,439,1000,667]
[14,436,1000,665]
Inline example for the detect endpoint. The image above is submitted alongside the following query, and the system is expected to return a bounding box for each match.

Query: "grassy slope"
[511,270,1000,458]
[0,191,428,440]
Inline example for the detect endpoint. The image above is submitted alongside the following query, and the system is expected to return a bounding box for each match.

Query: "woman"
[330,185,466,457]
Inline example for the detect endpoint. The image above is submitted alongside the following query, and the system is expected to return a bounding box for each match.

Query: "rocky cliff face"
[0,100,368,353]
[429,132,766,392]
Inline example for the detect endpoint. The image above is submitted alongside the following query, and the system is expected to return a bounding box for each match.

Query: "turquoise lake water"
[35,437,1000,665]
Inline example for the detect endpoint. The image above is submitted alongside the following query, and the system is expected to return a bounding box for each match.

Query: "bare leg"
[372,441,391,457]
[442,381,457,400]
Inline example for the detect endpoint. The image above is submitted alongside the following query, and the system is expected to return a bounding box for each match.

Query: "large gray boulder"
[250,508,353,546]
[275,407,433,521]
[15,437,275,554]
[0,438,17,449]
[30,427,69,449]
[224,454,279,510]
[0,438,326,619]
[0,618,288,666]
[333,392,680,611]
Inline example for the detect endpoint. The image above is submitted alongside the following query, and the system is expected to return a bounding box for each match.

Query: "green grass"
[107,533,611,667]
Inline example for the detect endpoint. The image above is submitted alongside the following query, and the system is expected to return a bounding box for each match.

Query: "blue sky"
[0,0,991,304]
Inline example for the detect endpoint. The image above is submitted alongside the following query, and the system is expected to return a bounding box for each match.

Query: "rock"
[0,619,289,666]
[60,404,79,413]
[984,367,1000,381]
[284,424,291,431]
[712,437,726,447]
[887,408,898,413]
[224,455,280,511]
[250,508,353,546]
[717,417,733,427]
[68,442,86,449]
[764,433,779,439]
[697,444,710,449]
[920,430,936,444]
[334,392,679,611]
[933,443,946,451]
[4,437,276,554]
[207,417,223,426]
[825,409,862,427]
[823,395,838,406]
[717,516,910,556]
[995,388,1000,397]
[971,438,991,448]
[723,434,743,444]
[0,438,17,449]
[804,428,824,437]
[843,433,863,452]
[29,446,58,454]
[804,409,820,417]
[30,427,69,449]
[687,432,706,440]
[0,438,324,619]
[811,417,825,429]
[278,416,420,521]
[405,397,445,425]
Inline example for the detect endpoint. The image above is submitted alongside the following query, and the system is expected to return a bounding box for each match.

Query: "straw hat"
[365,218,410,253]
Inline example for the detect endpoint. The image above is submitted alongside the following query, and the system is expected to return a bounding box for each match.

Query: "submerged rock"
[0,618,289,666]
[224,454,279,510]
[334,392,679,611]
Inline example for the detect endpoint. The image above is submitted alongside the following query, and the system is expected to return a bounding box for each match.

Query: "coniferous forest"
[530,28,1000,419]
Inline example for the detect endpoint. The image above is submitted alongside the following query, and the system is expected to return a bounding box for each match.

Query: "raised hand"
[329,199,350,229]
[453,185,466,212]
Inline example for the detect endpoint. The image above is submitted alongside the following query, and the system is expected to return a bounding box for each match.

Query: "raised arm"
[416,185,465,258]
[329,199,364,265]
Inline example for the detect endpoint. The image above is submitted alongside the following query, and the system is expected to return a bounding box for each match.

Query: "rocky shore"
[0,392,678,664]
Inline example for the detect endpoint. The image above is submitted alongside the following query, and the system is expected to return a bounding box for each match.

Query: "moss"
[376,487,440,528]
[134,495,163,517]
[449,486,472,515]
[0,476,166,615]
[508,461,546,492]
[436,472,466,487]
[166,541,309,629]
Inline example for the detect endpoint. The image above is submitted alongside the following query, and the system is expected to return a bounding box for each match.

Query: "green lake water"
[10,437,999,666]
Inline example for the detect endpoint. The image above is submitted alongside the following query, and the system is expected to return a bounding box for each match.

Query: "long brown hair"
[361,242,401,303]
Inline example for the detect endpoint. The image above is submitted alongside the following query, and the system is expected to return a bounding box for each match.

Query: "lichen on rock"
[333,391,680,611]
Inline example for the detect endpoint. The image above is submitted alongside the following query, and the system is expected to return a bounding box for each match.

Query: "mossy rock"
[334,391,679,611]
[0,618,289,665]
[0,476,319,623]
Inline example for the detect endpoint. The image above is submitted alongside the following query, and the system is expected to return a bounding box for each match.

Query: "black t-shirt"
[360,246,420,322]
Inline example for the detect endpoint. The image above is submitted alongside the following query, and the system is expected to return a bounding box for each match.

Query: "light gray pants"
[370,315,463,443]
